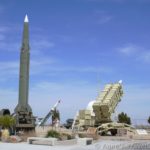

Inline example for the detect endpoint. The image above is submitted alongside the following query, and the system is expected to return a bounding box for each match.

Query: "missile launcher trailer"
[73,81,123,129]
[97,122,135,136]
[77,110,95,128]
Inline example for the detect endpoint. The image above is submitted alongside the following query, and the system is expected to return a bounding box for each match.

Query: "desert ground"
[1,140,150,150]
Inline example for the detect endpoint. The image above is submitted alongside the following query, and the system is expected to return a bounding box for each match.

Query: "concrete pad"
[77,138,93,146]
[55,139,77,145]
[27,137,57,146]
[1,140,150,150]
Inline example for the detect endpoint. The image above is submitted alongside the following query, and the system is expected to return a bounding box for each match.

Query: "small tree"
[118,112,131,125]
[0,115,15,129]
[148,116,150,124]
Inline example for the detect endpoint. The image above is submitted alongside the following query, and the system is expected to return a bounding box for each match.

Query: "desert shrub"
[46,130,60,138]
[60,133,72,140]
[46,130,73,140]
[78,133,86,138]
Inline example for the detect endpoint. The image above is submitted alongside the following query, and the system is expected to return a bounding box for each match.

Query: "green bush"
[46,130,60,138]
[118,112,131,125]
[46,130,73,140]
[0,115,15,129]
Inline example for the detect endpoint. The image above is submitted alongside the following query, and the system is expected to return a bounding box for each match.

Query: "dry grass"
[18,130,36,141]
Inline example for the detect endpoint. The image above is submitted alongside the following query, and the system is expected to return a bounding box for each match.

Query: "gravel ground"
[0,140,150,150]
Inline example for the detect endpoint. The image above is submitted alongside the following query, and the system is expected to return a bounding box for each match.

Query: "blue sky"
[0,0,150,124]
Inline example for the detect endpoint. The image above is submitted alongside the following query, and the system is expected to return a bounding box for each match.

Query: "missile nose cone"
[24,14,29,22]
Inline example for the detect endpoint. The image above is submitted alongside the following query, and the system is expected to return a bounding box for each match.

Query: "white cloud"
[31,40,55,50]
[0,60,112,83]
[0,57,57,81]
[94,10,113,24]
[118,44,150,64]
[0,22,113,79]
[139,51,150,63]
[0,42,20,51]
[0,38,55,53]
[0,24,55,55]
[118,84,150,125]
[42,66,113,74]
[0,26,10,33]
[0,25,20,52]
[29,81,97,121]
[118,44,139,56]
[98,15,113,24]
[0,61,19,79]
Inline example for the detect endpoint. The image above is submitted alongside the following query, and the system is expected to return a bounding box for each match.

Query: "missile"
[15,15,32,113]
